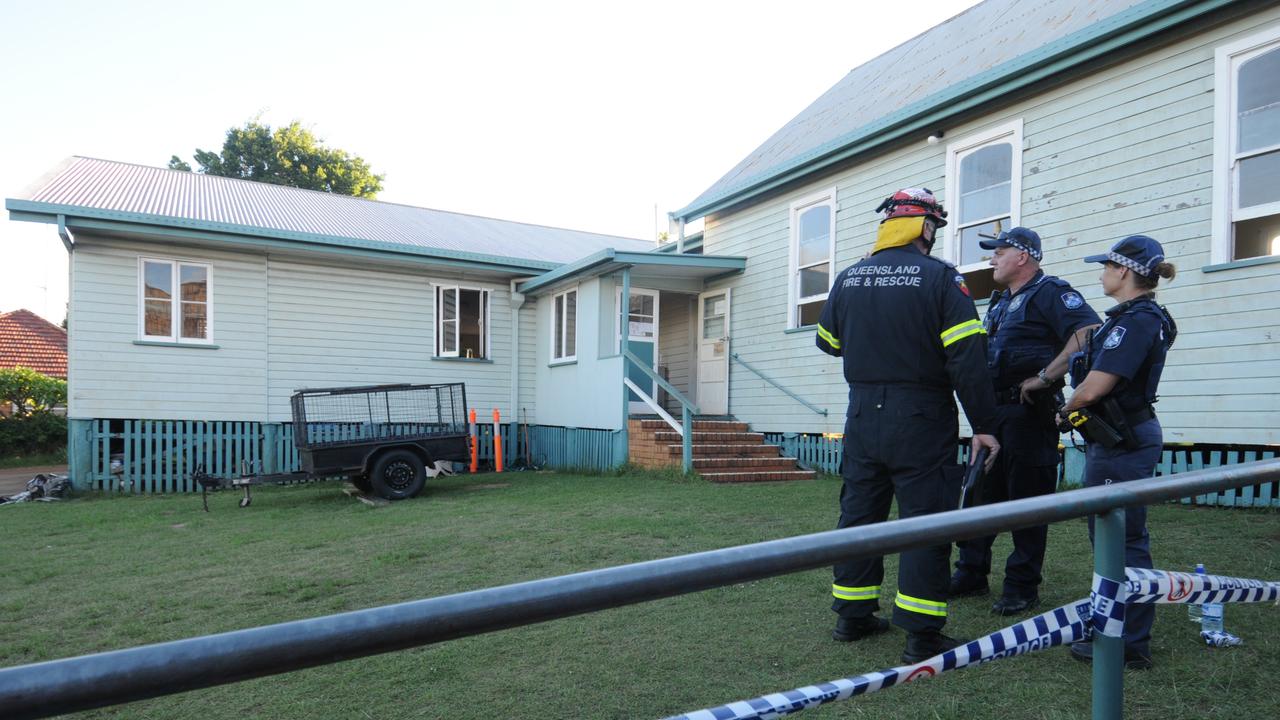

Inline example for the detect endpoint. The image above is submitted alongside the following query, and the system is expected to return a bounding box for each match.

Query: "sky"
[0,0,981,324]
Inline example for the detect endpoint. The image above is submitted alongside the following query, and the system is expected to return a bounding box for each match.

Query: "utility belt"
[1059,398,1155,449]
[994,383,1065,433]
[994,387,1024,405]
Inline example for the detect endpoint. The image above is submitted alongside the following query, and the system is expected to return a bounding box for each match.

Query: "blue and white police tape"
[663,599,1093,720]
[666,568,1280,720]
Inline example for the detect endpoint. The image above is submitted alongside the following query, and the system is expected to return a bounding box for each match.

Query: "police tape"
[665,568,1280,720]
[663,599,1094,720]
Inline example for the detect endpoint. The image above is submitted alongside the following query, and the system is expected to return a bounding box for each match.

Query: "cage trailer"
[198,383,470,508]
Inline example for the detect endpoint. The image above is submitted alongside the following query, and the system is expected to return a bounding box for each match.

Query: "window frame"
[787,187,838,329]
[137,257,214,344]
[1212,24,1280,264]
[434,284,490,359]
[943,119,1024,273]
[551,287,578,363]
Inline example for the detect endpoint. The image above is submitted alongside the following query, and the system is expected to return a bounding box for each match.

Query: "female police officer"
[1058,235,1177,671]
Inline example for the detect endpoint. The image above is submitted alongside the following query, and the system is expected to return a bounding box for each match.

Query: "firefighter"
[951,227,1101,616]
[816,187,1000,664]
[1061,235,1178,670]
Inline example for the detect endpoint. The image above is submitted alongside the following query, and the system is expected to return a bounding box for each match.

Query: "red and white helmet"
[874,187,948,227]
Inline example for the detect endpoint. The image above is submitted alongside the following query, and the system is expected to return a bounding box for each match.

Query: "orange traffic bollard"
[469,408,478,473]
[493,408,503,473]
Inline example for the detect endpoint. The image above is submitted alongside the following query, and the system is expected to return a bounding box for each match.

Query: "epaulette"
[921,254,957,270]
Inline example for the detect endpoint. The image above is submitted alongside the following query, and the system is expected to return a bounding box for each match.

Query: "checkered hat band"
[1108,251,1158,276]
[1007,238,1041,261]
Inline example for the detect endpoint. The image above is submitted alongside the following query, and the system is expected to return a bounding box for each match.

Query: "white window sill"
[134,340,219,349]
[1202,255,1280,273]
[430,356,494,364]
[548,358,578,367]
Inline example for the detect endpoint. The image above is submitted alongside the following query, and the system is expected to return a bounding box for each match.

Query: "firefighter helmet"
[874,187,948,227]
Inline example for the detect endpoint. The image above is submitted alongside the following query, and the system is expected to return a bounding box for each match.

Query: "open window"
[436,286,488,359]
[1213,27,1280,263]
[139,257,212,343]
[789,188,837,328]
[944,120,1023,300]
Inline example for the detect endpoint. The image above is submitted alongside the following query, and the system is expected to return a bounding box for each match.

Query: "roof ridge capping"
[675,0,1219,221]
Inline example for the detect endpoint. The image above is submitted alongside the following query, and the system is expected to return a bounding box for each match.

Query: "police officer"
[1061,235,1177,671]
[950,227,1101,616]
[816,188,1000,664]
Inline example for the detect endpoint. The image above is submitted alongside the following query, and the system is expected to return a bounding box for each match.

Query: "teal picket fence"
[84,419,619,492]
[765,431,1280,509]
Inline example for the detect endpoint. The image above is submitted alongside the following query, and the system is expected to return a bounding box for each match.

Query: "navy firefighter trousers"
[833,383,964,633]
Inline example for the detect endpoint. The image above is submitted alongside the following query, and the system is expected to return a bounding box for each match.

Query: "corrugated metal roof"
[680,0,1157,217]
[0,309,68,379]
[16,157,654,265]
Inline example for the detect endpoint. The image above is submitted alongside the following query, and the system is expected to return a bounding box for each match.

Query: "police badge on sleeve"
[1062,292,1084,309]
[1103,326,1126,349]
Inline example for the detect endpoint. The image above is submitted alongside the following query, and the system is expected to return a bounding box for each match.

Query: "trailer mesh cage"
[289,383,468,450]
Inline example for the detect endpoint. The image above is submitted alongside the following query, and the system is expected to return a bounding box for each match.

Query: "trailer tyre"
[370,450,426,500]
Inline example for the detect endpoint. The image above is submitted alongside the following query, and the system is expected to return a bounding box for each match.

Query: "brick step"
[692,457,801,471]
[635,419,749,432]
[653,431,764,443]
[701,470,818,483]
[665,444,781,457]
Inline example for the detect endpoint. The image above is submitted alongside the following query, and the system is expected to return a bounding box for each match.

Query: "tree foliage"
[0,366,67,418]
[169,120,384,198]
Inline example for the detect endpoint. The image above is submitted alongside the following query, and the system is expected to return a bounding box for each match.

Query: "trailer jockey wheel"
[239,487,252,508]
[370,450,426,500]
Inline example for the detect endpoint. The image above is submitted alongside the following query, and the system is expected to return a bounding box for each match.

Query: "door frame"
[616,287,661,414]
[696,287,731,416]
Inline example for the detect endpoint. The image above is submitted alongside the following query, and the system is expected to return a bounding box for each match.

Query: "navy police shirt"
[985,270,1101,390]
[1081,295,1174,412]
[815,245,997,434]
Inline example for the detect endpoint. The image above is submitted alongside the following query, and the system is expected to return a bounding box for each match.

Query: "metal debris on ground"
[0,473,71,505]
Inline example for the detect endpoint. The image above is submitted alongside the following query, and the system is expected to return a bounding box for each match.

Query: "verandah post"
[620,266,631,465]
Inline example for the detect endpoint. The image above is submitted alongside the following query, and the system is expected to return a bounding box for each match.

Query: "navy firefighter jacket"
[985,270,1102,391]
[815,245,997,434]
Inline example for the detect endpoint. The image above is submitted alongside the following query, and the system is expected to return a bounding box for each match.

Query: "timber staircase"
[627,417,816,483]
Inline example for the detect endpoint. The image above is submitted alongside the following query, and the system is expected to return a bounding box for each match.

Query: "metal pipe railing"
[2,458,1277,719]
[730,352,827,416]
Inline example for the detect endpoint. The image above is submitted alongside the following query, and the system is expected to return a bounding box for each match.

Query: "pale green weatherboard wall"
[702,9,1280,445]
[67,234,531,423]
[533,277,625,430]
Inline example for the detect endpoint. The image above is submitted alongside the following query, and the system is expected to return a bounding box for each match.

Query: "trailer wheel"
[370,450,426,500]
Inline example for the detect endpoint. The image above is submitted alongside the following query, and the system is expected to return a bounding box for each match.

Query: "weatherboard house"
[6,0,1280,492]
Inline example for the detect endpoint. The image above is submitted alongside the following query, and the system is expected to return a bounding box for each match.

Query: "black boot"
[1068,640,1154,670]
[901,631,967,664]
[990,594,1039,616]
[948,573,989,598]
[832,615,890,642]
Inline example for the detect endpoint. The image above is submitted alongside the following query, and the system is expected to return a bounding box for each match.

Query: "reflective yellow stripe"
[817,323,841,349]
[832,584,879,601]
[895,593,948,617]
[940,319,986,348]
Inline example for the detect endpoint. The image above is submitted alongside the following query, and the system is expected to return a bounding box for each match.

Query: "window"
[944,119,1023,299]
[436,286,489,359]
[139,258,211,343]
[1213,27,1280,262]
[789,188,837,328]
[944,120,1023,272]
[552,288,577,361]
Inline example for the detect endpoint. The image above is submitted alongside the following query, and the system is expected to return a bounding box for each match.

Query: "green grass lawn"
[2,469,1278,719]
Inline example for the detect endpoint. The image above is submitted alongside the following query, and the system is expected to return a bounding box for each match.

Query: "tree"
[169,119,384,198]
[0,366,67,418]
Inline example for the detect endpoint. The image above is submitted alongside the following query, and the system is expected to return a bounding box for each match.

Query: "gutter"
[57,214,75,252]
[673,0,1237,222]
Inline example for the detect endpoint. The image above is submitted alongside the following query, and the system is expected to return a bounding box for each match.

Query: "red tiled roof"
[0,309,68,379]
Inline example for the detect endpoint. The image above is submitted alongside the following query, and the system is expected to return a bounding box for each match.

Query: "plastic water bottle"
[1187,564,1205,622]
[1201,591,1224,635]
